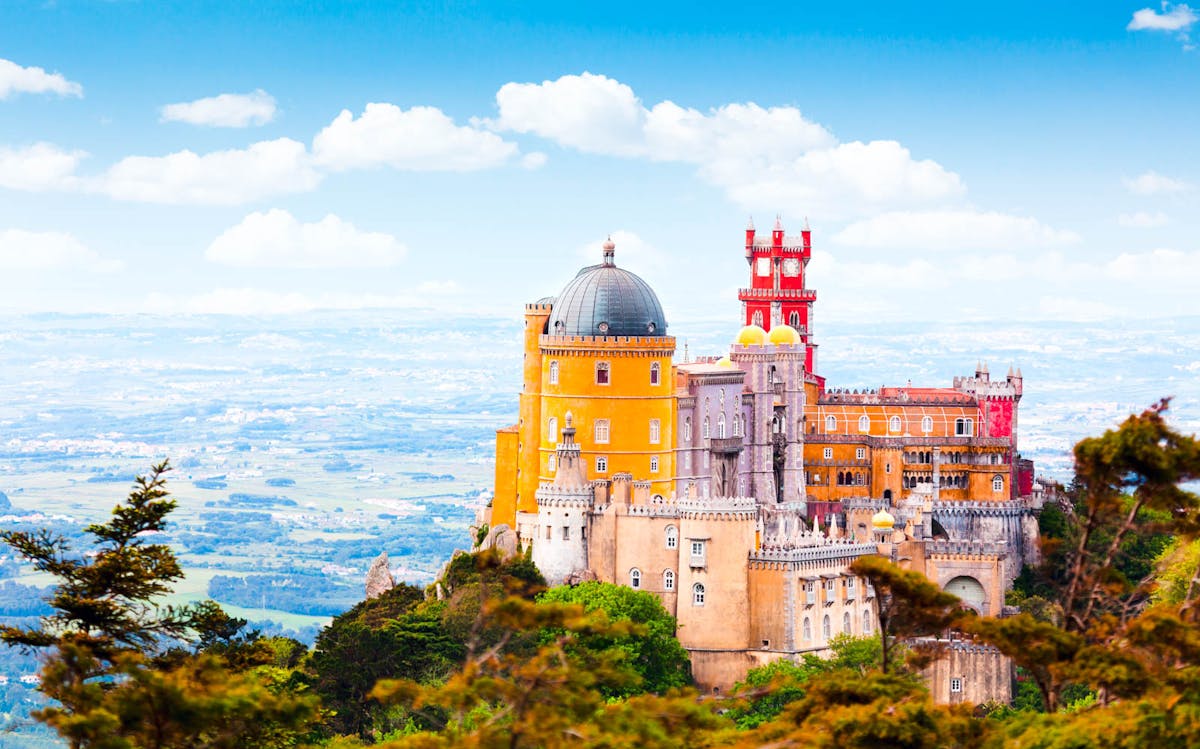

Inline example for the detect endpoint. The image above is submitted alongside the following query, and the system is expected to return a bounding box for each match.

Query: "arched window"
[548,455,556,472]
[684,417,692,442]
[594,419,610,443]
[649,419,661,444]
[664,570,675,591]
[718,413,727,438]
[752,310,763,327]
[889,415,902,432]
[650,362,661,386]
[630,569,641,589]
[703,417,710,439]
[858,415,870,432]
[956,418,974,436]
[789,311,800,327]
[822,615,831,640]
[548,416,558,441]
[843,611,852,634]
[863,610,872,634]
[665,526,678,549]
[595,456,608,473]
[825,415,837,432]
[693,583,706,606]
[993,475,1004,492]
[922,415,933,433]
[595,361,610,385]
[802,617,812,641]
[650,456,659,473]
[548,360,559,385]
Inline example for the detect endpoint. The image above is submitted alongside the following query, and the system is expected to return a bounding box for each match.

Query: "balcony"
[709,437,743,455]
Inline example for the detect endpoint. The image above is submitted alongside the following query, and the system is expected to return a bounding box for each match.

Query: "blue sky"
[1,0,1197,324]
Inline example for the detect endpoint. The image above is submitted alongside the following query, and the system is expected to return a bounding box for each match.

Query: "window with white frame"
[664,570,675,590]
[822,615,831,640]
[825,415,837,432]
[595,361,610,385]
[548,416,558,442]
[690,540,706,566]
[889,415,902,432]
[718,413,727,438]
[858,415,870,432]
[693,583,705,606]
[863,610,873,634]
[843,611,852,634]
[594,419,610,443]
[650,456,659,473]
[950,677,963,693]
[703,417,710,439]
[548,360,559,385]
[823,447,833,460]
[595,456,608,473]
[684,417,692,442]
[955,417,974,436]
[630,569,641,589]
[752,310,763,326]
[666,526,678,548]
[650,362,661,386]
[649,418,661,444]
[548,455,556,472]
[802,617,812,640]
[804,582,816,605]
[993,474,1004,492]
[856,447,866,460]
[922,415,933,433]
[847,577,857,595]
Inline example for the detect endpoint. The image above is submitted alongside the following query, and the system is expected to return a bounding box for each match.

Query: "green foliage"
[0,462,191,658]
[0,462,320,748]
[537,581,692,697]
[729,634,882,729]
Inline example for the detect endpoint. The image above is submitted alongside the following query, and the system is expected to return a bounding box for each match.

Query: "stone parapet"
[927,539,1007,557]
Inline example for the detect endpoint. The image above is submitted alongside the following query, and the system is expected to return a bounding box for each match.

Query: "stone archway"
[944,575,986,613]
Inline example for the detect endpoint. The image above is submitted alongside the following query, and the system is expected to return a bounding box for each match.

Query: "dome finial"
[602,235,616,266]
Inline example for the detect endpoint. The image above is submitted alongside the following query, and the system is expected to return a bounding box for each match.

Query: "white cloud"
[831,209,1079,251]
[1124,171,1192,195]
[205,209,406,269]
[1103,248,1200,284]
[100,138,320,205]
[0,142,85,191]
[0,229,119,272]
[1118,211,1170,227]
[141,288,444,315]
[1036,296,1124,322]
[160,89,277,127]
[1128,2,1197,31]
[313,103,519,171]
[520,152,548,169]
[490,72,961,217]
[0,57,82,99]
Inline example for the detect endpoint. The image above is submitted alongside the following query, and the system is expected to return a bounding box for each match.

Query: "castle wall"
[923,642,1012,706]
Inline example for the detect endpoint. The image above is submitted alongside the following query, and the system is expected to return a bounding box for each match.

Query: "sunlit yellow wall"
[520,334,676,509]
[515,304,553,517]
[492,427,519,528]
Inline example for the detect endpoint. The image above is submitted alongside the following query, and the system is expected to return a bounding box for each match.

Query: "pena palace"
[480,217,1047,703]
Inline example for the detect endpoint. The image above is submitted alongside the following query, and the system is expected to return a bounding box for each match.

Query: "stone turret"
[532,412,595,585]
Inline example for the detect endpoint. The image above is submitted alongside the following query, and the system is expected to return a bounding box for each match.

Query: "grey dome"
[547,247,667,337]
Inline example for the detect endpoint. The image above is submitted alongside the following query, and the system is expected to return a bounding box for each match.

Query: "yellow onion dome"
[735,324,768,346]
[715,356,734,368]
[871,509,896,530]
[768,324,801,345]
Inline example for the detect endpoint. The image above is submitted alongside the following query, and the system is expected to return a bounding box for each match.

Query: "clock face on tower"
[782,258,800,277]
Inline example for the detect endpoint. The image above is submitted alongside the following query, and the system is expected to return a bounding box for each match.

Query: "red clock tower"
[739,216,818,373]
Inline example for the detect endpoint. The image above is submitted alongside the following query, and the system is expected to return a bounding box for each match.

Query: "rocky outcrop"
[364,552,395,599]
